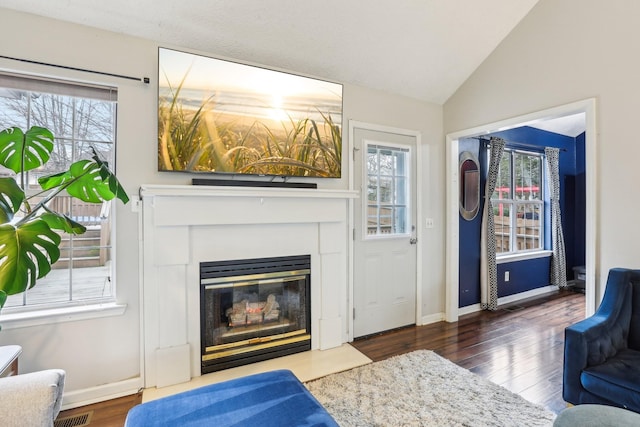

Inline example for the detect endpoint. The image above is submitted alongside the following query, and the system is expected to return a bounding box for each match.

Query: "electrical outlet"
[425,218,434,229]
[505,271,510,282]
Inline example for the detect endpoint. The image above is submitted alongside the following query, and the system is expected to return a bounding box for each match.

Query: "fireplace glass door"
[200,255,311,373]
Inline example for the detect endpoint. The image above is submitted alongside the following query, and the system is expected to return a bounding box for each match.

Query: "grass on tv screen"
[158,48,343,178]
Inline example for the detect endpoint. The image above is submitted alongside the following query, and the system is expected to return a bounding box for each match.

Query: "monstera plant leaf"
[0,126,54,173]
[40,208,86,235]
[0,177,25,224]
[0,220,61,297]
[0,126,128,312]
[92,150,130,204]
[39,154,129,205]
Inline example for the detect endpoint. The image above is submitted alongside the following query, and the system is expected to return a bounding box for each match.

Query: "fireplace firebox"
[200,255,311,373]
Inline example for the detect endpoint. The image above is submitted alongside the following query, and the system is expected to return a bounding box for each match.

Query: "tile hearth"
[142,344,371,402]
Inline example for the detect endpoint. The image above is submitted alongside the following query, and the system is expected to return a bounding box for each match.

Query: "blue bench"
[125,369,338,427]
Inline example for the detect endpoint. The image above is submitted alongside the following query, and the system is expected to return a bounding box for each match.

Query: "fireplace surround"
[140,184,357,388]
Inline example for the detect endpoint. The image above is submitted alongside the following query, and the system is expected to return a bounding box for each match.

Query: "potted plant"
[0,125,128,310]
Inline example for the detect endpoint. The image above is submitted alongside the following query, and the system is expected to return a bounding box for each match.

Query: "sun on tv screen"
[158,48,343,178]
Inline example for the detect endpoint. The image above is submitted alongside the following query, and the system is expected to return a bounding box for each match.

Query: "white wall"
[0,10,154,402]
[0,8,445,403]
[444,0,640,300]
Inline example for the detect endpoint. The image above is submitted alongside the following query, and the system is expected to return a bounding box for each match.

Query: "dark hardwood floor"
[55,392,142,427]
[351,289,585,414]
[56,289,584,425]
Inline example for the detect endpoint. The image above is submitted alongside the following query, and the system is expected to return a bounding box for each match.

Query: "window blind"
[0,72,117,101]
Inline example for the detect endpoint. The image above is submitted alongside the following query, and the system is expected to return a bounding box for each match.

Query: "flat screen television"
[158,47,343,178]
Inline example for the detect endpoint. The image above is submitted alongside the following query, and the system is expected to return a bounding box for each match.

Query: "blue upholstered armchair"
[563,268,640,412]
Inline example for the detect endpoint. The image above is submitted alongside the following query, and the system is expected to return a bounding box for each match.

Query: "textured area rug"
[305,350,555,427]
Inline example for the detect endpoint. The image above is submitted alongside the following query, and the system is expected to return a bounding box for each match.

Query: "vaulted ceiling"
[0,0,539,105]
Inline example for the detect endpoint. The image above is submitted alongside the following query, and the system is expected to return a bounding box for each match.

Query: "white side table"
[0,345,22,377]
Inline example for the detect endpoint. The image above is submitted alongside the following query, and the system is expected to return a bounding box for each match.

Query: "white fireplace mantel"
[139,184,357,388]
[140,184,356,199]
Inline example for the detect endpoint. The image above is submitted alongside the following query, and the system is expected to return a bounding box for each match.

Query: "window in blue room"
[492,150,544,255]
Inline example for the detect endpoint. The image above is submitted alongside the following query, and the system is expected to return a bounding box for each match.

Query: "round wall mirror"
[459,151,480,221]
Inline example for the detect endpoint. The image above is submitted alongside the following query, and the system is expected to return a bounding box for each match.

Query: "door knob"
[409,238,417,245]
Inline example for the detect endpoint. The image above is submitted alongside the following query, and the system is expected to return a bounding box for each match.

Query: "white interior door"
[353,127,417,338]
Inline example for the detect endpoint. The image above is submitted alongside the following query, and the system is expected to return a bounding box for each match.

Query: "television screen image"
[158,48,343,178]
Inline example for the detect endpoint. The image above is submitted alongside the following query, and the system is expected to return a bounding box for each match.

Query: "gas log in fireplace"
[200,255,311,373]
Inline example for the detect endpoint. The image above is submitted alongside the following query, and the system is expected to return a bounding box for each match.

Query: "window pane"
[396,177,407,205]
[76,99,115,142]
[379,206,393,234]
[30,94,76,138]
[516,203,542,250]
[514,153,542,200]
[395,150,407,176]
[367,147,378,174]
[379,149,393,176]
[493,155,511,200]
[83,141,113,162]
[5,267,72,307]
[379,177,393,203]
[71,248,113,300]
[0,165,14,179]
[43,139,74,179]
[367,213,378,235]
[0,88,29,128]
[367,176,378,203]
[494,202,511,253]
[394,206,407,233]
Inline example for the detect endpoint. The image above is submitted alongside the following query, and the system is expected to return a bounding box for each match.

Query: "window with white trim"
[366,144,409,236]
[0,73,117,311]
[492,149,544,255]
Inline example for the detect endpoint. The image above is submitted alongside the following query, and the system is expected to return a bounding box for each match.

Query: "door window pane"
[366,144,410,237]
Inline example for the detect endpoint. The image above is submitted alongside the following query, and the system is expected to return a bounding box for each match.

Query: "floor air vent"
[502,305,525,312]
[54,411,93,427]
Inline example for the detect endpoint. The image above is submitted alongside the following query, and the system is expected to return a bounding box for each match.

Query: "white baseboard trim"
[61,376,143,411]
[420,312,445,325]
[457,285,558,317]
[498,285,557,306]
[458,303,482,317]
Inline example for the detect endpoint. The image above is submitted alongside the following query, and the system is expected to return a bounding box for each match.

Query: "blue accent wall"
[458,138,484,306]
[458,127,585,307]
[571,132,586,274]
[497,256,551,297]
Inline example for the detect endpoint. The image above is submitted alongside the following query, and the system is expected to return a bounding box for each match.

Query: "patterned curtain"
[545,147,568,288]
[480,137,506,310]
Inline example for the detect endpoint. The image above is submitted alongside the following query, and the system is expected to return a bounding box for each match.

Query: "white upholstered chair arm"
[0,369,66,427]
